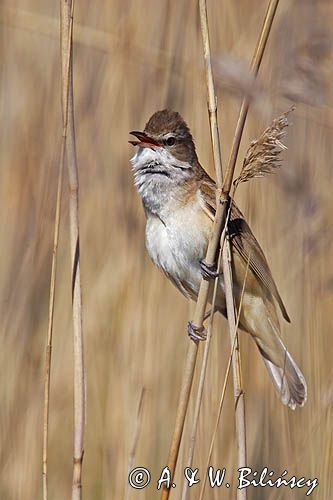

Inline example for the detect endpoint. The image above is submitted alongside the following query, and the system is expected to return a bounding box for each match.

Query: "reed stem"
[42,2,75,499]
[60,2,86,499]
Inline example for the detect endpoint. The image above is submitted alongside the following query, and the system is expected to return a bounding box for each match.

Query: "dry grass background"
[1,1,333,499]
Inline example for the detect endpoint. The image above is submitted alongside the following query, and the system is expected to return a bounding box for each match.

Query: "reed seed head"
[234,106,295,188]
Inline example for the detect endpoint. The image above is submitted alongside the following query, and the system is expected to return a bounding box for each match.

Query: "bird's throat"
[131,147,196,217]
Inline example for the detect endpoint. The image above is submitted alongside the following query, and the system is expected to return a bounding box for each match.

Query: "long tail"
[257,333,307,410]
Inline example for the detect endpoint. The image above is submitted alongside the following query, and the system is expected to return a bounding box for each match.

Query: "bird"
[129,109,307,410]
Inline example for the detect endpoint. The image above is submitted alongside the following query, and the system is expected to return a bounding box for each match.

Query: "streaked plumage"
[130,109,307,409]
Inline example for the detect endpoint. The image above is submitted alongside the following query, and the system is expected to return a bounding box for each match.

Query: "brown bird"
[130,109,307,410]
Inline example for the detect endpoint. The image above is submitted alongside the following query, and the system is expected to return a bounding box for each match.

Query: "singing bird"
[130,109,307,410]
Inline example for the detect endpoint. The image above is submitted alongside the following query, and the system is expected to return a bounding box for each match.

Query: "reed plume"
[234,106,295,188]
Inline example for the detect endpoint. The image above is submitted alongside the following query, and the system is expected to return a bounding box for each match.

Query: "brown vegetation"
[0,1,332,499]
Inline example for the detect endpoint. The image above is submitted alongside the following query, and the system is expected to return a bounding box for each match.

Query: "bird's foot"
[187,321,207,341]
[200,259,222,280]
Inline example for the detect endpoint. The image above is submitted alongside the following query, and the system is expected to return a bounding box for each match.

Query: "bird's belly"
[145,211,209,297]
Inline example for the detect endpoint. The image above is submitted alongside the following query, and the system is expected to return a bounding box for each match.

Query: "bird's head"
[130,110,202,213]
[130,109,197,164]
[130,109,199,168]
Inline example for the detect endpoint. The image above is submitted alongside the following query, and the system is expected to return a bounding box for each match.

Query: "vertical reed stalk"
[61,2,86,500]
[223,0,279,194]
[42,141,65,500]
[180,242,223,500]
[42,2,75,499]
[161,1,280,498]
[198,255,250,500]
[222,240,247,500]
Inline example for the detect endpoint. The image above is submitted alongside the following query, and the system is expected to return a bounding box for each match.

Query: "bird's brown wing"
[199,176,290,323]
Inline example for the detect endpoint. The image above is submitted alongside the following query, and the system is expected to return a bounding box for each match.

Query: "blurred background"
[1,0,332,499]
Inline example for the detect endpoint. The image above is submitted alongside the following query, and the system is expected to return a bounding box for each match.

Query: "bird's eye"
[166,136,176,146]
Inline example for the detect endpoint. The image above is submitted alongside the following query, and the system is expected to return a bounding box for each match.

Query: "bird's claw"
[187,321,207,341]
[200,259,222,280]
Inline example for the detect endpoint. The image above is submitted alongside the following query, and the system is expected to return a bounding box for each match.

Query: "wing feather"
[199,176,290,323]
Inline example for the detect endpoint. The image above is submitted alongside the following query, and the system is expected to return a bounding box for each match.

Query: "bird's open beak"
[129,131,160,148]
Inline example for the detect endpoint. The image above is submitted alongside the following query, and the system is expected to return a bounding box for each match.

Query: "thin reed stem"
[223,0,279,195]
[181,240,224,500]
[60,2,86,500]
[180,201,230,500]
[42,2,75,499]
[222,239,247,500]
[199,255,250,500]
[162,1,280,498]
[199,0,223,190]
[42,140,65,500]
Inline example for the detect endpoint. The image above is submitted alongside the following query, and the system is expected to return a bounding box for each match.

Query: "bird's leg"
[187,321,207,341]
[200,259,222,280]
[203,307,218,321]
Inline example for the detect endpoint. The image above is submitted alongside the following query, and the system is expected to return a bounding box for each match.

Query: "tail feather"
[239,294,307,409]
[259,337,307,410]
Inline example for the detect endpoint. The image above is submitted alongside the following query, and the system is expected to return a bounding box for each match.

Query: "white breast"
[145,200,210,297]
